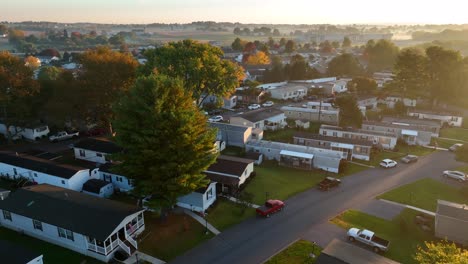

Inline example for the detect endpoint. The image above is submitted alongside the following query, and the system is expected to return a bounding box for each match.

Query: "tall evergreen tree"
[112,75,218,208]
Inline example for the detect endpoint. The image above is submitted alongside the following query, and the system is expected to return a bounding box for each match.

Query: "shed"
[82,179,114,198]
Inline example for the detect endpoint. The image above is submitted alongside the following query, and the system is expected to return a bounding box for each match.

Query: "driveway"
[170,151,465,264]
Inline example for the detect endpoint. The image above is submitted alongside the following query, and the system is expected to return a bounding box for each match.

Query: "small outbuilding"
[82,179,114,198]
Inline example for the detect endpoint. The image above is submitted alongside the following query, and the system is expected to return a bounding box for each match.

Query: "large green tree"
[334,95,363,128]
[0,51,39,141]
[327,53,363,77]
[342,37,352,48]
[414,240,468,264]
[365,39,399,72]
[141,40,244,107]
[348,76,377,93]
[112,75,218,208]
[79,46,138,133]
[425,46,463,105]
[393,48,429,97]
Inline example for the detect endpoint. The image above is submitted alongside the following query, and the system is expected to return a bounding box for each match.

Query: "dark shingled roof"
[204,172,240,186]
[0,240,42,264]
[315,253,349,264]
[74,138,122,154]
[235,108,284,123]
[294,132,373,147]
[205,157,252,176]
[437,200,468,221]
[82,179,111,194]
[0,184,142,241]
[0,153,84,179]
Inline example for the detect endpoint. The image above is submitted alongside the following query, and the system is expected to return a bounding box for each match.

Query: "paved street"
[171,151,466,264]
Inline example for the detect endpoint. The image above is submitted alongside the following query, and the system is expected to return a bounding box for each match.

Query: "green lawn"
[206,199,256,231]
[339,162,369,176]
[266,239,322,264]
[457,165,468,174]
[431,137,463,149]
[139,212,214,262]
[440,128,468,142]
[243,161,326,205]
[330,209,436,264]
[377,178,468,211]
[0,227,102,264]
[361,145,436,167]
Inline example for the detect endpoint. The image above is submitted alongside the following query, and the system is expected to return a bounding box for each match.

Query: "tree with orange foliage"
[79,46,138,134]
[24,56,41,70]
[246,51,270,65]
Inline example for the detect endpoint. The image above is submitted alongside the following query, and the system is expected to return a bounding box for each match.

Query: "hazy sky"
[3,0,467,24]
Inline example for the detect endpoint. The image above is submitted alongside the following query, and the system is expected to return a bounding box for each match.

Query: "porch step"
[124,240,137,255]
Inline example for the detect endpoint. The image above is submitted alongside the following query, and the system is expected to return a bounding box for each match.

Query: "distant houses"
[230,108,287,131]
[408,109,464,127]
[281,105,339,125]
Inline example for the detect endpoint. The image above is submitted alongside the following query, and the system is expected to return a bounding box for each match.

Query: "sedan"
[248,104,261,110]
[401,155,418,164]
[380,159,397,168]
[262,101,274,107]
[442,170,467,182]
[208,115,223,122]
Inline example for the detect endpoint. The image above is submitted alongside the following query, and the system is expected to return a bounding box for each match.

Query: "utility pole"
[318,100,322,123]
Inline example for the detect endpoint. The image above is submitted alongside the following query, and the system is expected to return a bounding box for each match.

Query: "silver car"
[449,143,463,152]
[442,170,467,182]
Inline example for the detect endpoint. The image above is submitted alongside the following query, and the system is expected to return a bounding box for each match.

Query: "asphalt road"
[170,151,466,264]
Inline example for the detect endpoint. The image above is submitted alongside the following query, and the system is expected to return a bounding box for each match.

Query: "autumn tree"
[24,56,41,70]
[79,46,138,133]
[0,51,39,141]
[334,95,363,128]
[38,66,63,81]
[327,53,363,77]
[142,40,245,107]
[112,75,217,208]
[414,240,468,264]
[231,37,246,51]
[320,40,334,53]
[246,51,270,65]
[285,40,296,53]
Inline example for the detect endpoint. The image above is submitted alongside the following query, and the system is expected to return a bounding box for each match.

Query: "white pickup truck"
[347,228,390,253]
[49,131,79,142]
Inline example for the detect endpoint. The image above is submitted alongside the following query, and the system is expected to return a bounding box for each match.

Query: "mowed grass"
[431,137,463,149]
[330,209,436,264]
[440,127,468,142]
[243,161,326,205]
[0,227,102,264]
[266,239,322,264]
[377,178,468,211]
[360,145,436,167]
[206,199,256,231]
[139,212,214,262]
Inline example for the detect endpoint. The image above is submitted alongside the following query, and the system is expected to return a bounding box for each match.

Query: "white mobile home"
[74,138,122,164]
[408,109,464,127]
[177,181,217,213]
[0,153,98,191]
[0,184,145,262]
[98,164,135,193]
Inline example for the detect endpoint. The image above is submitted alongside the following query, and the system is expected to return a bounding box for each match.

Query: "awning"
[402,129,418,136]
[331,142,354,149]
[280,150,314,159]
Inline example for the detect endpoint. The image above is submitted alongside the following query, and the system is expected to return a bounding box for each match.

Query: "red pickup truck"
[256,199,285,218]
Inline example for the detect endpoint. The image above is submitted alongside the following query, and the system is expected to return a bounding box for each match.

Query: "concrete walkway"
[124,251,165,264]
[183,209,221,235]
[422,145,448,151]
[438,137,468,143]
[379,199,436,216]
[220,194,260,209]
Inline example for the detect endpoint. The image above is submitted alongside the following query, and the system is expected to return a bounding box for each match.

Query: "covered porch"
[402,129,418,145]
[279,150,314,170]
[87,212,145,257]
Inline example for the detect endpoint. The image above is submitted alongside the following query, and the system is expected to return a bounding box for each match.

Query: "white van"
[0,123,50,141]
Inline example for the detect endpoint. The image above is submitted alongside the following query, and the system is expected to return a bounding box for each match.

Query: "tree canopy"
[141,40,244,107]
[348,76,377,93]
[414,240,468,264]
[245,51,270,65]
[364,39,399,72]
[112,75,218,208]
[393,48,428,97]
[327,53,363,77]
[334,95,363,128]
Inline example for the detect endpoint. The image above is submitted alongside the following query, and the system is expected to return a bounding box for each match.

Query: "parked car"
[347,228,390,253]
[262,101,274,107]
[208,115,223,122]
[379,159,397,168]
[442,170,467,182]
[248,104,261,110]
[400,155,418,164]
[49,131,79,142]
[318,177,341,191]
[256,199,284,218]
[449,143,463,152]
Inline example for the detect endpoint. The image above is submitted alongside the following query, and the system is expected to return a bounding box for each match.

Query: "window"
[13,168,17,175]
[451,117,458,122]
[61,180,65,184]
[33,220,43,231]
[104,174,112,183]
[79,150,86,157]
[33,173,37,177]
[128,179,134,186]
[117,177,123,182]
[333,132,337,137]
[58,227,74,241]
[322,130,327,136]
[3,210,12,221]
[96,153,103,157]
[206,188,213,200]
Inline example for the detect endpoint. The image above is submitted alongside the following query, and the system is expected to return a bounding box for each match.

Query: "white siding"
[177,182,217,212]
[99,171,134,192]
[74,148,108,164]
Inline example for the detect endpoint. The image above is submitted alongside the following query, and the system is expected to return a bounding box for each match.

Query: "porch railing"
[118,239,131,255]
[127,235,138,249]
